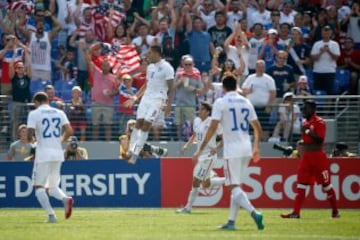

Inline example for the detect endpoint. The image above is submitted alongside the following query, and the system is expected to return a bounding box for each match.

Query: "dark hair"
[304,99,317,110]
[215,10,226,18]
[200,101,212,115]
[33,92,49,103]
[150,45,162,56]
[222,75,237,91]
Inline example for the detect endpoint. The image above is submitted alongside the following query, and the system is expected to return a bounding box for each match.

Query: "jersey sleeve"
[27,111,36,129]
[315,118,326,140]
[164,63,175,81]
[211,99,222,121]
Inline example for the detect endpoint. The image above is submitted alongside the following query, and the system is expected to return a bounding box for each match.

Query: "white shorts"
[136,98,164,123]
[32,161,62,188]
[193,157,215,181]
[223,156,251,186]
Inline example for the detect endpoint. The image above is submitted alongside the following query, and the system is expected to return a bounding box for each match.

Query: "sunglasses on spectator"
[184,63,193,66]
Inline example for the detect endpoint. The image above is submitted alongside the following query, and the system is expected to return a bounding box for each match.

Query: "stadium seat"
[30,80,52,96]
[314,90,328,104]
[60,90,73,103]
[54,79,78,92]
[334,69,350,94]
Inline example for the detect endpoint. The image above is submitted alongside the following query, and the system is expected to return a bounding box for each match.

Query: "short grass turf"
[0,208,359,240]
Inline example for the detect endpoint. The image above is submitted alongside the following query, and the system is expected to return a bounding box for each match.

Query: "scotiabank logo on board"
[161,158,360,208]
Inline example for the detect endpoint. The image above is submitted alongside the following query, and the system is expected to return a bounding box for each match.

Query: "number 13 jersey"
[27,105,70,162]
[212,92,258,159]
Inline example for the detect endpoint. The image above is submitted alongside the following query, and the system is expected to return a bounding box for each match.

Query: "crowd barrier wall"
[0,158,359,208]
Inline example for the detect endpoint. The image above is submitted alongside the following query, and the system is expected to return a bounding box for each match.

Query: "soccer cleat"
[155,147,168,157]
[47,214,58,223]
[251,211,265,230]
[64,197,74,219]
[218,223,236,230]
[280,212,300,219]
[332,211,340,218]
[175,207,191,214]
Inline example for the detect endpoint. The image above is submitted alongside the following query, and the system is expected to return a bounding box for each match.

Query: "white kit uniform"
[27,105,70,187]
[211,91,258,185]
[136,59,174,122]
[193,116,222,181]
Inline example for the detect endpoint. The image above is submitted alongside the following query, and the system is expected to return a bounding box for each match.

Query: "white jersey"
[27,104,70,163]
[212,91,258,159]
[142,59,174,101]
[193,117,221,161]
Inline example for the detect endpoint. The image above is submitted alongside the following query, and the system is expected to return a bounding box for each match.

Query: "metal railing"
[1,95,359,155]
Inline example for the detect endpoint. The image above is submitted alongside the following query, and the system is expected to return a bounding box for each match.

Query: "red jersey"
[301,114,326,144]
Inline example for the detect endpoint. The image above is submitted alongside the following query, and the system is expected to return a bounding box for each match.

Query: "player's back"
[212,92,257,159]
[28,105,69,162]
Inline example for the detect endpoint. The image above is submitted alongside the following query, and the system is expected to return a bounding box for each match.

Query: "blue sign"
[0,159,161,208]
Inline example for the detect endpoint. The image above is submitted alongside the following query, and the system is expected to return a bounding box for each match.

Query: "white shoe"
[176,207,191,214]
[47,214,58,223]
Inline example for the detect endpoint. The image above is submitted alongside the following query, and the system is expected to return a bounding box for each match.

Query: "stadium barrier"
[0,158,359,208]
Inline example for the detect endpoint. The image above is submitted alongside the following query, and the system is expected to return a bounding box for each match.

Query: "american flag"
[176,67,201,79]
[8,1,33,14]
[94,3,125,37]
[95,44,141,77]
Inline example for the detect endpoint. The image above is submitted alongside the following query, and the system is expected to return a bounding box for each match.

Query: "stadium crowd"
[0,0,360,146]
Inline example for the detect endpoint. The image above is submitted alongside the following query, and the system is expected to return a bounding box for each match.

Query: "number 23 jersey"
[27,104,70,162]
[212,91,258,159]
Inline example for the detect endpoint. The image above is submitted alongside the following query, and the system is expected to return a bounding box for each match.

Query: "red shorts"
[297,151,331,185]
[71,122,87,130]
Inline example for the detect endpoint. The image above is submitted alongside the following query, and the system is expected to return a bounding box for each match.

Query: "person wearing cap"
[337,37,360,94]
[68,86,87,141]
[295,75,312,96]
[64,136,89,160]
[6,124,33,161]
[269,92,301,142]
[258,28,281,70]
[281,100,340,219]
[310,25,340,95]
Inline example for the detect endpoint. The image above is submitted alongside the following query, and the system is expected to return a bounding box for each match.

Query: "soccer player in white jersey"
[193,75,264,230]
[125,45,175,164]
[176,101,225,214]
[27,92,74,223]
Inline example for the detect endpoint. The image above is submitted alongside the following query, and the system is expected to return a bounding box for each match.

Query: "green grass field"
[0,208,359,240]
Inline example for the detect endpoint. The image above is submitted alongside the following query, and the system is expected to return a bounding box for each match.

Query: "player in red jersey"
[281,100,339,219]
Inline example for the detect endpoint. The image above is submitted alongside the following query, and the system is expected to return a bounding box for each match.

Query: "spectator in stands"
[311,25,340,95]
[174,56,204,141]
[118,74,137,135]
[208,11,233,48]
[241,60,277,140]
[85,50,118,141]
[295,75,312,96]
[132,56,148,90]
[277,23,292,50]
[248,23,265,74]
[340,2,360,50]
[9,54,31,140]
[131,23,156,57]
[223,22,249,83]
[280,1,297,25]
[258,28,281,70]
[185,16,213,73]
[310,8,332,43]
[265,9,281,31]
[55,48,77,81]
[44,84,64,109]
[68,86,87,142]
[248,0,271,29]
[64,136,89,160]
[153,3,177,48]
[192,0,224,30]
[226,0,246,31]
[20,10,62,81]
[266,50,295,99]
[106,22,131,46]
[69,30,97,92]
[337,37,360,94]
[269,92,301,142]
[6,124,33,161]
[65,0,91,38]
[162,35,180,69]
[287,27,311,78]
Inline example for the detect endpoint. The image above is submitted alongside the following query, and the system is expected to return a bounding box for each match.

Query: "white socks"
[210,177,225,187]
[229,193,240,221]
[185,187,199,210]
[35,188,55,215]
[232,187,255,214]
[133,130,149,155]
[129,128,139,152]
[48,187,67,201]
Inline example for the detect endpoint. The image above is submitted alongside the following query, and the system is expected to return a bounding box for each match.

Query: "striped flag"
[7,1,33,14]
